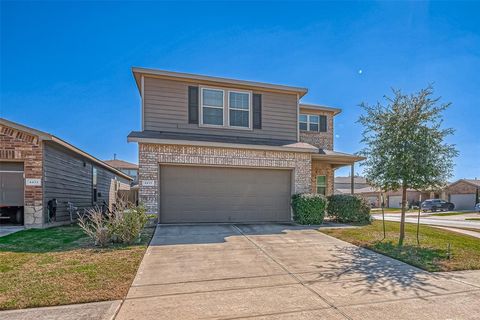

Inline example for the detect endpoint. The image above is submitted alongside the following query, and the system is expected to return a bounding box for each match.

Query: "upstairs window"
[229,91,250,128]
[299,114,327,132]
[201,88,224,126]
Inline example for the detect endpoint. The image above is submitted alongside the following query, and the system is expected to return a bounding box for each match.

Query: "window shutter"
[319,115,327,132]
[253,93,262,129]
[188,86,199,124]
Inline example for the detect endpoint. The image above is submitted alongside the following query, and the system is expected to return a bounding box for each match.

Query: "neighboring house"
[128,67,363,223]
[0,118,132,228]
[336,186,436,208]
[444,179,480,210]
[104,158,139,184]
[334,176,369,193]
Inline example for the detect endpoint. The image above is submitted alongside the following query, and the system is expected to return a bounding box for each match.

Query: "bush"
[326,194,371,224]
[291,193,327,225]
[78,199,151,246]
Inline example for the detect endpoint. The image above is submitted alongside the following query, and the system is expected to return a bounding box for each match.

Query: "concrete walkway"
[373,213,480,230]
[115,224,480,320]
[0,226,24,237]
[432,226,480,238]
[1,300,121,320]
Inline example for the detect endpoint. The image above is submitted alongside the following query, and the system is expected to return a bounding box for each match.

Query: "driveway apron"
[115,224,480,320]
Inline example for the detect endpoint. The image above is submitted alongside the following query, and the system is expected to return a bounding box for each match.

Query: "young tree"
[358,85,458,246]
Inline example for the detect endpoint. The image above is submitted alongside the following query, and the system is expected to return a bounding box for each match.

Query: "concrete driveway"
[115,224,480,320]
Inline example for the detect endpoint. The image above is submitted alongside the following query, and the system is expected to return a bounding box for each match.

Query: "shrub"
[78,198,151,246]
[326,194,371,224]
[291,193,327,225]
[77,206,111,247]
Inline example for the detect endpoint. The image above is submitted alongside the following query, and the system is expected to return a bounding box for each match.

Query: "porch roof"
[312,149,365,168]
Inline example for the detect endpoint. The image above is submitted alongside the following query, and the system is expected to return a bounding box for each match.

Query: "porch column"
[350,164,354,195]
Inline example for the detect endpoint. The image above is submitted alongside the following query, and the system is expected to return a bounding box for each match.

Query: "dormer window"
[299,114,327,132]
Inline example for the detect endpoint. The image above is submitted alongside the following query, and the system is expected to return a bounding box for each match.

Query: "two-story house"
[128,67,363,223]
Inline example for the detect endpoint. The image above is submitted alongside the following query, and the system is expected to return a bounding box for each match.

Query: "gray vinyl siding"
[143,77,298,141]
[43,142,129,223]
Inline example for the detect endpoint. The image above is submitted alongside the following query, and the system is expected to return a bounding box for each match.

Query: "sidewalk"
[0,300,121,320]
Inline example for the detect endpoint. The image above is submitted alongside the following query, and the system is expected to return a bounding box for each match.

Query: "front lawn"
[0,225,154,310]
[466,218,480,221]
[320,221,480,272]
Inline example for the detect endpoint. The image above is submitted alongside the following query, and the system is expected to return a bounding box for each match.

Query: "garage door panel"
[450,194,476,210]
[160,166,291,223]
[0,163,24,206]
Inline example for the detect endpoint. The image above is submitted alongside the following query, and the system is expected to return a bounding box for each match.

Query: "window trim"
[316,175,327,195]
[228,89,252,130]
[198,86,253,130]
[299,113,326,132]
[200,87,225,127]
[92,166,98,204]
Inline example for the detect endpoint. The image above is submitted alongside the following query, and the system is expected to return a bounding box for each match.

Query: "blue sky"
[1,1,479,180]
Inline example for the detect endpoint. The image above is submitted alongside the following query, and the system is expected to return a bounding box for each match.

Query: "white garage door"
[388,196,402,208]
[450,194,476,211]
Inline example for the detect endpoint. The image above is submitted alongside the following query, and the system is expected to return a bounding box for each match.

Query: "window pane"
[299,114,308,122]
[316,187,326,195]
[203,89,223,107]
[309,123,319,132]
[299,123,308,131]
[230,92,249,110]
[230,109,249,127]
[316,175,326,186]
[203,107,223,125]
[309,115,320,124]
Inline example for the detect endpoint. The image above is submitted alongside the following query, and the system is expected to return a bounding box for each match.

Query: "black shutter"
[320,115,327,132]
[188,86,199,124]
[253,94,262,129]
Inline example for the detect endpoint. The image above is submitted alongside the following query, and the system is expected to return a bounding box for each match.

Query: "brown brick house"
[0,118,132,228]
[444,179,480,210]
[128,68,364,223]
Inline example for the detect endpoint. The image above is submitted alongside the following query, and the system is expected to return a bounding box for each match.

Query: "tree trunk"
[399,186,407,246]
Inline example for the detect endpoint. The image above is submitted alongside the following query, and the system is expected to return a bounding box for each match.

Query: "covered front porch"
[310,150,365,196]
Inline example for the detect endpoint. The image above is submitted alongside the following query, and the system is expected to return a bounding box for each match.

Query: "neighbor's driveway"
[115,224,480,320]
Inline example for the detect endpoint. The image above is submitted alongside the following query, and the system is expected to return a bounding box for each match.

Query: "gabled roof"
[104,159,138,170]
[0,118,132,181]
[132,67,309,97]
[299,103,342,116]
[335,176,368,184]
[447,179,480,189]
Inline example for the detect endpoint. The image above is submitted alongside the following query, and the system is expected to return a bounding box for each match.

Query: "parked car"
[475,203,480,213]
[421,199,455,212]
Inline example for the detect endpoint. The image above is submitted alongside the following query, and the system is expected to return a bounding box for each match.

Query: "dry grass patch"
[0,225,154,310]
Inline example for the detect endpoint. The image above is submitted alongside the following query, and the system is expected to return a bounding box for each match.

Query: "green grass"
[427,211,475,216]
[0,225,154,310]
[320,221,480,272]
[466,218,480,221]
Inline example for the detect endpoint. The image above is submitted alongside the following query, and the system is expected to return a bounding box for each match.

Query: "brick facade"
[299,109,334,150]
[138,143,312,215]
[445,181,479,195]
[0,124,43,227]
[311,161,334,196]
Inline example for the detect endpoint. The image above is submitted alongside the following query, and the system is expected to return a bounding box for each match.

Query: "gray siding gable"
[143,77,298,141]
[43,142,130,223]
